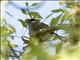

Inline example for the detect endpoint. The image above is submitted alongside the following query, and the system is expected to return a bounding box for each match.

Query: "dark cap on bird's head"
[25,18,40,23]
[29,19,36,21]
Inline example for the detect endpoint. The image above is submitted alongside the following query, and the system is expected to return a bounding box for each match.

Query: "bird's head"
[25,18,40,23]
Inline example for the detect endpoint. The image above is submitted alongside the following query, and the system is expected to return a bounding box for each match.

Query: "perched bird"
[27,19,57,43]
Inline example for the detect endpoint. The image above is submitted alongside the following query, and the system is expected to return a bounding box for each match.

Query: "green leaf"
[45,13,53,20]
[31,3,40,6]
[8,24,16,34]
[30,12,43,19]
[10,43,18,48]
[52,36,58,40]
[66,2,75,8]
[18,19,24,23]
[25,19,30,23]
[25,2,28,6]
[21,37,29,44]
[55,42,63,54]
[59,2,65,5]
[18,19,27,27]
[57,24,71,32]
[21,9,26,14]
[60,12,72,24]
[51,9,66,13]
[60,14,65,24]
[50,13,62,26]
[10,36,14,40]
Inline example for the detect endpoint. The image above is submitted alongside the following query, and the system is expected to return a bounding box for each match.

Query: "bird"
[27,19,58,43]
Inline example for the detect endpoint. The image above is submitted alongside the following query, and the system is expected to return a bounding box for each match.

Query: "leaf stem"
[8,42,20,59]
[27,7,33,19]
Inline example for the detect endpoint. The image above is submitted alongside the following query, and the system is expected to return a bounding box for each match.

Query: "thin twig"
[10,35,21,38]
[42,13,53,22]
[13,50,21,53]
[54,33,64,41]
[8,42,20,59]
[27,6,33,19]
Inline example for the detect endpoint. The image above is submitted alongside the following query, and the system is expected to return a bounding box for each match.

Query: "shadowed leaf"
[31,3,40,6]
[21,9,26,14]
[51,9,66,13]
[25,2,28,6]
[50,13,62,26]
[18,19,27,27]
[30,12,43,19]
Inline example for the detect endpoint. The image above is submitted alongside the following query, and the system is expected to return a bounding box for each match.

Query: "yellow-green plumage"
[27,19,56,44]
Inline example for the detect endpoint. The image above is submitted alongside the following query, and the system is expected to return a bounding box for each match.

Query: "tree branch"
[54,33,64,41]
[8,42,20,59]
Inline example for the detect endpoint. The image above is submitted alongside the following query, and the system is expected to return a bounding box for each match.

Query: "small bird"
[27,19,58,43]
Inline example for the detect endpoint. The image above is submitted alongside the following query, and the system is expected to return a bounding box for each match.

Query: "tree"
[1,1,80,60]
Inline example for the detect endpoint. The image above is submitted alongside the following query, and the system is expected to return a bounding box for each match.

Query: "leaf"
[21,36,29,44]
[10,25,16,32]
[60,14,65,24]
[10,43,18,48]
[21,9,26,14]
[45,13,53,20]
[66,2,75,8]
[52,36,58,40]
[25,19,30,23]
[66,14,73,20]
[60,12,73,24]
[31,3,40,6]
[18,19,27,27]
[30,12,43,19]
[59,2,65,5]
[51,9,66,13]
[10,35,14,40]
[25,2,28,6]
[8,24,16,34]
[50,13,62,26]
[55,42,63,54]
[57,24,71,32]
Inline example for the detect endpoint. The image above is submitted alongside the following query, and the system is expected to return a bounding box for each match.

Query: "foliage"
[1,1,80,60]
[1,17,17,60]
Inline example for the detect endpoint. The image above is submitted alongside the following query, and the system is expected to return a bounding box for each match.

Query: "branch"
[26,7,33,19]
[10,35,21,38]
[8,42,20,59]
[54,33,64,41]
